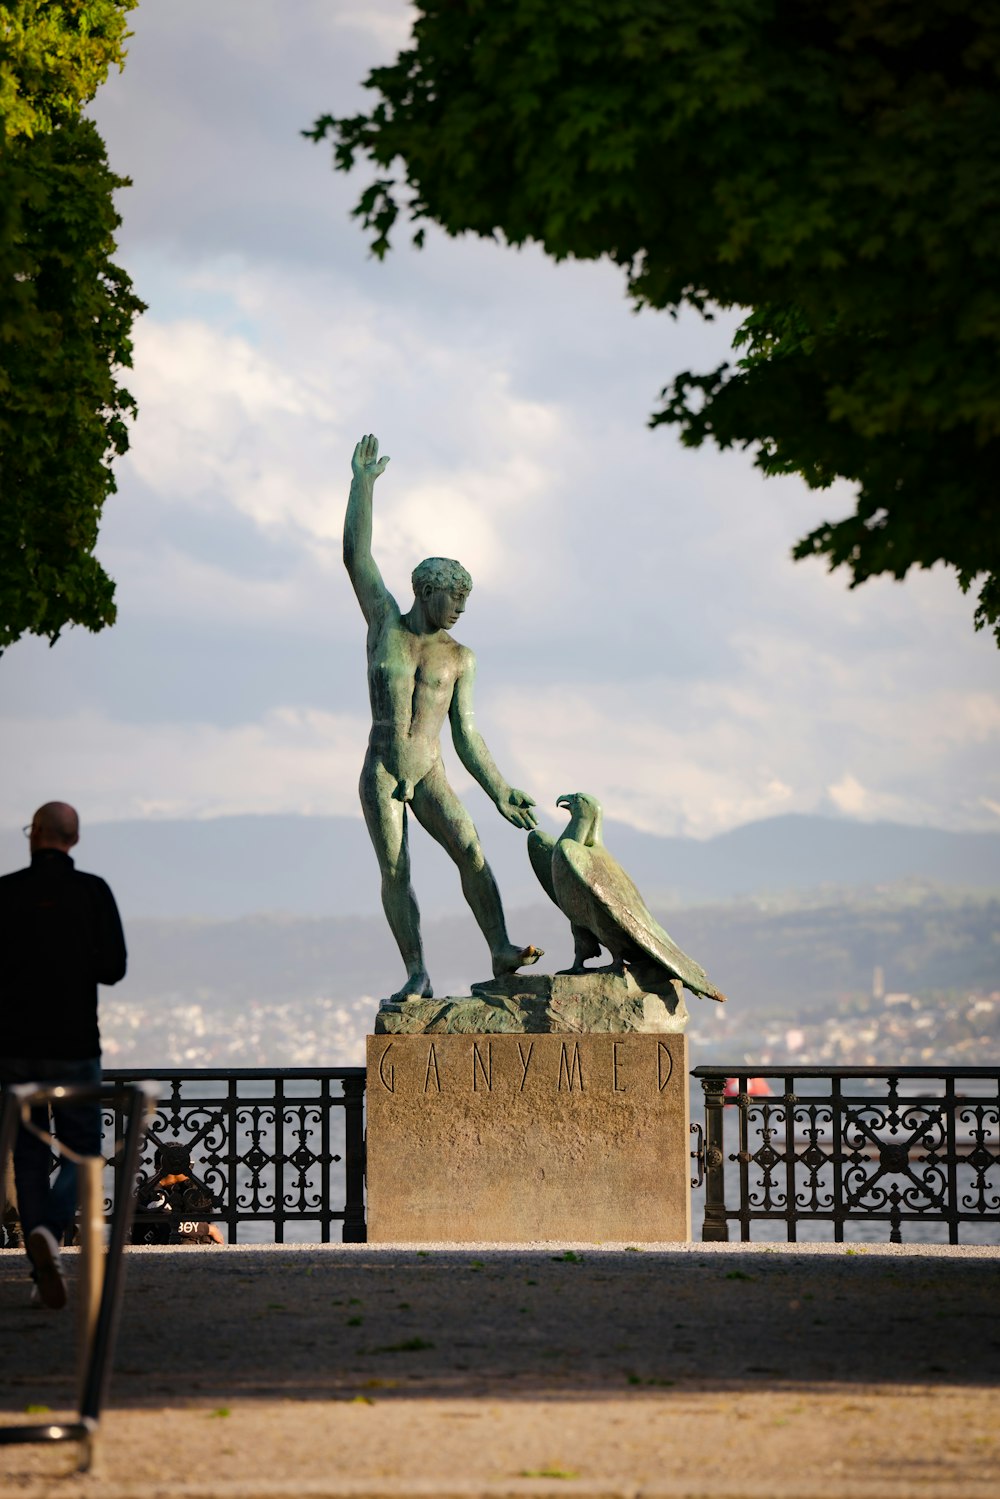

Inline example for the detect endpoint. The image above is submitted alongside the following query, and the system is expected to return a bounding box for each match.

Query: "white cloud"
[214,0,414,60]
[372,413,559,591]
[111,535,333,627]
[124,317,329,530]
[325,0,415,49]
[122,266,569,600]
[486,658,1000,837]
[827,774,872,817]
[489,686,812,837]
[3,0,995,856]
[0,709,371,826]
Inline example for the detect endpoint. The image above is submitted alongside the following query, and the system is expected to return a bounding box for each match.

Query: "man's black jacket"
[0,849,127,1059]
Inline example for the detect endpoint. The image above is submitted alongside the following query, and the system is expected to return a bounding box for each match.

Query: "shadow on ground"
[3,1246,998,1413]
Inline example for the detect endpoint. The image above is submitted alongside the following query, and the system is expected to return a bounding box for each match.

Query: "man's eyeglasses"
[21,825,33,838]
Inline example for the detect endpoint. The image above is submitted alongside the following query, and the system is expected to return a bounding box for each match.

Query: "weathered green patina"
[529,793,727,1004]
[344,434,542,1004]
[375,970,688,1035]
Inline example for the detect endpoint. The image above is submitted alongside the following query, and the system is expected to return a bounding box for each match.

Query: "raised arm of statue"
[449,653,538,831]
[344,433,394,625]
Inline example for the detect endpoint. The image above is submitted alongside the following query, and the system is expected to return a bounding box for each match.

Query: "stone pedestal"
[365,1032,690,1243]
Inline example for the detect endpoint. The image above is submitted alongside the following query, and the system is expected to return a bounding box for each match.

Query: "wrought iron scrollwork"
[693,1066,1000,1245]
[690,1121,704,1188]
[99,1068,367,1243]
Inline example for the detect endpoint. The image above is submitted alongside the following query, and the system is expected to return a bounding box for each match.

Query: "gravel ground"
[2,1241,998,1498]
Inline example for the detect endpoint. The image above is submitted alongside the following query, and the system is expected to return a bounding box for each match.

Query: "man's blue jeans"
[1,1057,103,1258]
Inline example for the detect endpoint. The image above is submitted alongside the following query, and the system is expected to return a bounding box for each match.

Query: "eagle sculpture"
[527,792,727,1003]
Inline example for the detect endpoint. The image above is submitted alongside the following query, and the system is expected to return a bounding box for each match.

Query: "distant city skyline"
[2,0,997,840]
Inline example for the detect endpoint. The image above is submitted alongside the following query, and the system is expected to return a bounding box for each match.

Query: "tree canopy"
[0,0,143,650]
[309,0,1000,642]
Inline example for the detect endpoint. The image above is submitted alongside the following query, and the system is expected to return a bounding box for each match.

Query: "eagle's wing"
[526,828,560,909]
[559,840,726,1002]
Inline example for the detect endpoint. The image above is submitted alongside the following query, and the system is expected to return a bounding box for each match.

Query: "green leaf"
[0,11,143,652]
[308,0,1000,643]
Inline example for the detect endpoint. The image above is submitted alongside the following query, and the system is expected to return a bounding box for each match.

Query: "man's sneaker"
[27,1226,67,1310]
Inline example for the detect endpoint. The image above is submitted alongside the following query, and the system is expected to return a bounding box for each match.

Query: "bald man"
[0,803,126,1307]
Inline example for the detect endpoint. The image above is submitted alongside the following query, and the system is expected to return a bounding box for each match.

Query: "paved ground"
[1,1241,998,1498]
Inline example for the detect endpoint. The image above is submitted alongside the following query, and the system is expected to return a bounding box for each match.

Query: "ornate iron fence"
[691,1065,1000,1244]
[102,1068,366,1243]
[11,1063,996,1247]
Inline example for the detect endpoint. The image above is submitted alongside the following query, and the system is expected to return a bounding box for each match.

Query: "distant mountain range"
[2,810,999,921]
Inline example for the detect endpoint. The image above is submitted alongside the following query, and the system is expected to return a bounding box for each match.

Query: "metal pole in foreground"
[77,1081,155,1462]
[76,1157,106,1409]
[0,1080,157,1472]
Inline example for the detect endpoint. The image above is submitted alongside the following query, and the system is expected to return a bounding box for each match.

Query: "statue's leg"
[360,759,432,1001]
[410,767,542,977]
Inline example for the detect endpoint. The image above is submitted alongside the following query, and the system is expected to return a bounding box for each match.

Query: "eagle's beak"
[556,793,573,811]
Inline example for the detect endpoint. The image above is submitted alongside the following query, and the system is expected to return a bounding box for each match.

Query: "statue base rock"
[374,969,688,1035]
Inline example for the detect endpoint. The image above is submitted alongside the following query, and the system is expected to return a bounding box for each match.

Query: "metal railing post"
[342,1073,366,1243]
[701,1075,729,1241]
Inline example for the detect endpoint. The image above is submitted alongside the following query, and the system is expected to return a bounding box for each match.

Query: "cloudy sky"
[2,0,998,841]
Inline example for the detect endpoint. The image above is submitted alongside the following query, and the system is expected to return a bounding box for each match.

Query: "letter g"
[378,1043,396,1093]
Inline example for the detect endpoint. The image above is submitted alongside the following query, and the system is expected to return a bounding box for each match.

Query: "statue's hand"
[498,788,538,831]
[351,433,390,482]
[392,778,415,803]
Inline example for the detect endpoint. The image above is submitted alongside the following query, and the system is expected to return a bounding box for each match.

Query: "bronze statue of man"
[344,434,542,1002]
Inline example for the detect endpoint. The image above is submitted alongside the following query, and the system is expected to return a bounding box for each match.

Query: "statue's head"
[412,557,472,597]
[412,556,472,630]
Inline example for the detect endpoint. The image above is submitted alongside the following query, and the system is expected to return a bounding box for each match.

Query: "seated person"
[132,1143,223,1245]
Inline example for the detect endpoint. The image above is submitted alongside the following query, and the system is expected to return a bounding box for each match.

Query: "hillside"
[97,888,1000,1067]
[117,887,1000,1014]
[3,811,999,921]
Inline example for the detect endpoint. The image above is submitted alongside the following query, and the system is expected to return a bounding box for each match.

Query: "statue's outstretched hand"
[352,433,390,481]
[498,788,538,831]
